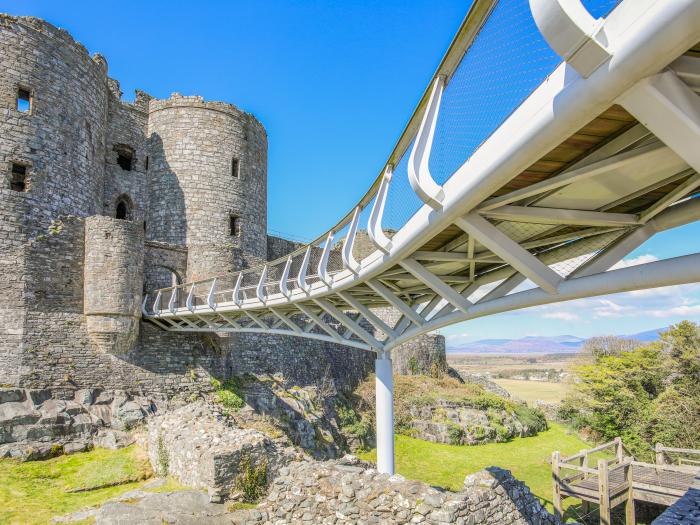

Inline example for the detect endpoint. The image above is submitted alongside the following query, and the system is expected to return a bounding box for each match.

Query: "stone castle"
[0,15,445,398]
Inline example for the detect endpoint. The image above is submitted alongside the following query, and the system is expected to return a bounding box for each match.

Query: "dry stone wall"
[228,455,562,525]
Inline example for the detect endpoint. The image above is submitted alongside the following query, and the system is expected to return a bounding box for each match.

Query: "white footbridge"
[144,0,700,474]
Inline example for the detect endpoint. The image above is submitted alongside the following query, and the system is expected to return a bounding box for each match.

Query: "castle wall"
[102,84,150,222]
[0,15,386,401]
[144,241,188,291]
[0,16,108,227]
[267,234,304,262]
[229,333,374,393]
[84,216,144,354]
[147,95,268,286]
[0,15,108,386]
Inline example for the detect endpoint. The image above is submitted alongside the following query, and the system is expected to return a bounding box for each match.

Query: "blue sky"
[4,0,700,342]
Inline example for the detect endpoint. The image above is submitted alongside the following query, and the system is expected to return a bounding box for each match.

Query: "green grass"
[494,378,570,404]
[0,445,153,525]
[359,422,591,522]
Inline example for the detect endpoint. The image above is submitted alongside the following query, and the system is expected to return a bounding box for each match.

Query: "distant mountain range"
[447,328,666,354]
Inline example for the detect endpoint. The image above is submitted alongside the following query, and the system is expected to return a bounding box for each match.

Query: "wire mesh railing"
[145,0,625,315]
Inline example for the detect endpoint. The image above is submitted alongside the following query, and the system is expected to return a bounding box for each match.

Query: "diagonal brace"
[455,213,561,294]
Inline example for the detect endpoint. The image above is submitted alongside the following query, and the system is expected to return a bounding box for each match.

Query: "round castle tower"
[0,15,108,233]
[147,95,268,283]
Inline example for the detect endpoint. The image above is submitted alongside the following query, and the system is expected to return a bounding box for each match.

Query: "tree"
[581,335,640,359]
[560,322,700,459]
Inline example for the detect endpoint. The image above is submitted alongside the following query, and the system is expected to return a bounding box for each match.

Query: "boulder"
[0,402,40,426]
[94,428,134,450]
[27,390,51,407]
[88,404,112,426]
[0,389,25,404]
[74,389,97,406]
[112,400,146,430]
[94,390,114,405]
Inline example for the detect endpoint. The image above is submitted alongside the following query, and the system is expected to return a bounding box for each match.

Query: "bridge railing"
[144,0,624,316]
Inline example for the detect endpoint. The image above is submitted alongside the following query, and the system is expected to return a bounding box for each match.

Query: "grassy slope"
[493,378,570,404]
[359,422,590,521]
[0,446,153,525]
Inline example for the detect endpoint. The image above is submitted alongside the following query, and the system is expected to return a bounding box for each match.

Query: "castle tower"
[84,216,144,354]
[0,16,108,228]
[146,95,268,284]
[0,15,109,383]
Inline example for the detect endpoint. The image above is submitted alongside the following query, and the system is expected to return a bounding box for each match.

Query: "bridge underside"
[143,0,700,478]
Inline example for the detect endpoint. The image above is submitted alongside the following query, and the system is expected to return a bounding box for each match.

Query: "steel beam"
[456,213,562,294]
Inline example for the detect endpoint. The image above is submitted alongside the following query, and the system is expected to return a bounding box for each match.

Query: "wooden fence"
[552,439,700,525]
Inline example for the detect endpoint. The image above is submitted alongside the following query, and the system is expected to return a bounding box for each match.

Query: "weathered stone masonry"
[0,15,378,399]
[0,15,445,403]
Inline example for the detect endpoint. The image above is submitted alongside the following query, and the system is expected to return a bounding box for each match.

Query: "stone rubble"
[228,456,563,525]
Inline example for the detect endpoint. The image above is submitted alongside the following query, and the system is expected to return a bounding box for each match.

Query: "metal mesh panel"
[544,229,627,278]
[384,142,424,231]
[493,220,560,244]
[147,0,627,303]
[431,0,561,185]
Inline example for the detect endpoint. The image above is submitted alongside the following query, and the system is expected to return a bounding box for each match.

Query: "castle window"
[115,194,133,220]
[229,215,241,237]
[113,144,134,171]
[10,163,27,192]
[16,88,31,112]
[144,156,149,170]
[231,157,239,178]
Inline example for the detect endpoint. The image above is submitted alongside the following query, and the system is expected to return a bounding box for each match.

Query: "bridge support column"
[375,351,395,475]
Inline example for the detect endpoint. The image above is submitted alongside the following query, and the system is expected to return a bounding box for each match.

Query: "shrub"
[513,404,547,433]
[213,377,245,413]
[560,321,700,459]
[493,423,511,442]
[156,435,169,477]
[336,402,373,445]
[447,424,464,445]
[408,356,419,375]
[469,394,506,411]
[235,455,268,503]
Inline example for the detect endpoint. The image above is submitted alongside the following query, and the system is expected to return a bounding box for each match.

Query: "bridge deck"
[563,464,698,505]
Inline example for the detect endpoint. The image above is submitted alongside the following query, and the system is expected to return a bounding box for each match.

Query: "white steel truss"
[140,0,700,475]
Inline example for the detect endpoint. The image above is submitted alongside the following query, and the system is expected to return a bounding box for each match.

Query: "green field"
[494,378,570,404]
[0,445,154,525]
[359,422,590,522]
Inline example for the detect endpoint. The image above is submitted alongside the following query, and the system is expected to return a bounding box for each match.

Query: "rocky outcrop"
[147,401,302,503]
[0,387,160,459]
[457,372,512,399]
[233,374,346,459]
[407,399,546,445]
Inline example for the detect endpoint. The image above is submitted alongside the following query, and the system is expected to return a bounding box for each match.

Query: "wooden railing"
[552,439,700,525]
[552,438,634,525]
[655,443,700,468]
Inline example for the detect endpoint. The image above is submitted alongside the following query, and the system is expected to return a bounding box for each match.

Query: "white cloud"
[648,304,700,318]
[609,254,659,270]
[543,311,580,321]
